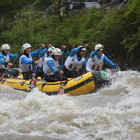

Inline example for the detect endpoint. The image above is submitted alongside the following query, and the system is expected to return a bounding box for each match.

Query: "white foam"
[0,70,139,140]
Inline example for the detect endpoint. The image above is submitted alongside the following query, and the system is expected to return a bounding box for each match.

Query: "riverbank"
[0,0,139,70]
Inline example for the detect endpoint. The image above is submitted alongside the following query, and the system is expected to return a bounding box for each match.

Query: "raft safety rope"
[0,78,70,89]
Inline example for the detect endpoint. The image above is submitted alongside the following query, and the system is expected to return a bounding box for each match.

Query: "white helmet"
[22,43,31,51]
[48,46,55,52]
[95,44,103,50]
[1,44,10,50]
[52,48,62,55]
[78,46,86,51]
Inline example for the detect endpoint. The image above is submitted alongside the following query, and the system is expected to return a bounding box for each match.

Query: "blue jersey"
[20,48,42,64]
[0,52,18,64]
[90,50,116,67]
[69,47,86,67]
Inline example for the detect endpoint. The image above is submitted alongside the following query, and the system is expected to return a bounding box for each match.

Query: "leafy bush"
[0,0,140,68]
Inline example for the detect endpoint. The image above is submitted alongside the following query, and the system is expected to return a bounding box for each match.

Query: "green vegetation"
[0,0,140,68]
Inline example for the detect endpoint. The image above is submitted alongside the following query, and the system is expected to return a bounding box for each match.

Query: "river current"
[0,70,140,140]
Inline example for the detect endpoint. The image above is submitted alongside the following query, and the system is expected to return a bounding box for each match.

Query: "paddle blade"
[1,73,5,79]
[58,85,64,95]
[29,77,37,89]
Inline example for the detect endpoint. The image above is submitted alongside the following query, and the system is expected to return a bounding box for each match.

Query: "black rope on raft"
[0,79,29,85]
[0,78,70,87]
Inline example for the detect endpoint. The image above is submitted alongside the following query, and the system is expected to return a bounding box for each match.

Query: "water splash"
[0,70,139,140]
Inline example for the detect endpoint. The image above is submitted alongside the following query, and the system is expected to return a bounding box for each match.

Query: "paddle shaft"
[60,50,64,84]
[29,47,43,89]
[33,47,43,77]
[12,53,22,64]
[58,50,65,94]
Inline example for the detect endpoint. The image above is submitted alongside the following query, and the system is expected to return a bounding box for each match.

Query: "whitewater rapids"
[0,70,140,140]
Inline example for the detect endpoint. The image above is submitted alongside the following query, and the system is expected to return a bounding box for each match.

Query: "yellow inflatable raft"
[0,72,95,96]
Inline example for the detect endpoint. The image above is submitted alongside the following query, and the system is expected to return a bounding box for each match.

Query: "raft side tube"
[0,72,96,96]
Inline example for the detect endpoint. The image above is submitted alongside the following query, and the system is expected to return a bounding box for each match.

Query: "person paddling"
[19,43,43,80]
[0,44,19,76]
[38,45,55,68]
[63,46,87,78]
[36,45,55,79]
[86,44,120,73]
[43,48,66,82]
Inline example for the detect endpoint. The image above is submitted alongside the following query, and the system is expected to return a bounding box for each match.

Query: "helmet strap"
[24,50,29,57]
[2,50,7,55]
[52,54,55,59]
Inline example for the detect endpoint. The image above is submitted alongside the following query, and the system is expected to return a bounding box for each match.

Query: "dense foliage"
[0,0,140,68]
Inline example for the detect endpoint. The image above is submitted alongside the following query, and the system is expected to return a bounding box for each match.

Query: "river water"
[0,70,140,140]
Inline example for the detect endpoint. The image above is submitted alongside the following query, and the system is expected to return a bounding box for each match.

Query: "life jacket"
[0,52,10,69]
[86,54,105,71]
[19,54,33,72]
[64,54,85,71]
[38,53,48,68]
[86,58,94,72]
[43,57,59,75]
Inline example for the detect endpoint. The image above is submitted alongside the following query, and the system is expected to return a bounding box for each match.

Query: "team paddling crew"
[63,46,87,78]
[43,48,65,82]
[19,43,43,80]
[1,42,121,81]
[86,44,120,73]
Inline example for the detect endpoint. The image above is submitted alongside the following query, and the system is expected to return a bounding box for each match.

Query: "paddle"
[58,50,65,95]
[58,76,64,95]
[29,47,43,89]
[0,52,22,80]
